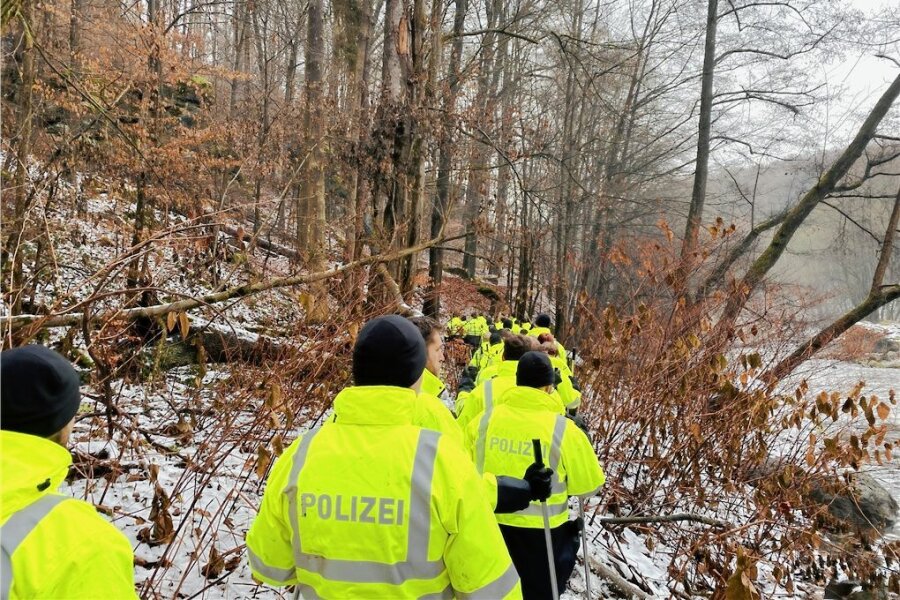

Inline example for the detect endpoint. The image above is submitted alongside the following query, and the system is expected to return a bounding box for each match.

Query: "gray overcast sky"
[814,0,898,142]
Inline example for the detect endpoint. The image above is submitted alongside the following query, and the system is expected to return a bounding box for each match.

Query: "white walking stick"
[533,439,560,600]
[578,497,592,599]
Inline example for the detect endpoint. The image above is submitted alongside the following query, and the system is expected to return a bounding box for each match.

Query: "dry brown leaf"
[201,546,225,580]
[256,445,271,479]
[178,312,190,340]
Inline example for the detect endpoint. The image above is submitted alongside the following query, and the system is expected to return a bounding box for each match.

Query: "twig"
[597,513,730,528]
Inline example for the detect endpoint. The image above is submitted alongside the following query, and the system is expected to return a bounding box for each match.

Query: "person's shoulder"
[562,417,592,445]
[48,496,133,550]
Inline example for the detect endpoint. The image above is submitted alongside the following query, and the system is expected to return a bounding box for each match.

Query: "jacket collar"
[421,369,446,397]
[496,360,519,377]
[500,386,565,414]
[332,386,417,426]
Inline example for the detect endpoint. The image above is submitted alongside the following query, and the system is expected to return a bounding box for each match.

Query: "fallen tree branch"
[2,234,464,332]
[596,513,730,528]
[588,557,652,599]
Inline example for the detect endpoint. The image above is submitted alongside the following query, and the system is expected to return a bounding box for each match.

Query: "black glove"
[523,462,553,502]
[569,375,582,392]
[494,476,532,513]
[457,367,479,393]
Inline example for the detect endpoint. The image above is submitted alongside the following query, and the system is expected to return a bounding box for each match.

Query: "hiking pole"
[532,439,560,600]
[577,497,592,599]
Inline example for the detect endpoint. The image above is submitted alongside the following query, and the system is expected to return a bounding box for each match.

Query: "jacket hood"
[332,386,418,426]
[1,430,72,517]
[499,386,565,414]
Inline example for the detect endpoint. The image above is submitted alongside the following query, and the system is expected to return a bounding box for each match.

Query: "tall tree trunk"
[398,0,432,294]
[284,36,299,105]
[230,0,249,116]
[69,0,82,69]
[374,0,412,296]
[461,1,500,279]
[680,0,718,275]
[4,2,35,318]
[302,0,329,322]
[423,0,466,318]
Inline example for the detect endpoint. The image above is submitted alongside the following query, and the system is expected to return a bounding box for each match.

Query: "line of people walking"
[1,310,604,599]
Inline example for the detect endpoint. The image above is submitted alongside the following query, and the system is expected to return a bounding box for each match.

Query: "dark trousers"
[463,335,482,348]
[499,521,581,600]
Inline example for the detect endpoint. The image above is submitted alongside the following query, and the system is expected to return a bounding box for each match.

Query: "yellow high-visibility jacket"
[463,387,605,529]
[326,388,503,511]
[446,317,465,337]
[468,341,503,372]
[526,326,552,338]
[0,431,137,600]
[247,386,522,599]
[415,392,463,446]
[479,346,577,411]
[457,362,567,431]
[413,393,506,512]
[421,369,447,400]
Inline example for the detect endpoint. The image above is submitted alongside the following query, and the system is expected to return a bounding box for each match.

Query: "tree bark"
[462,1,501,279]
[870,186,900,293]
[4,2,35,318]
[424,0,467,318]
[680,0,718,275]
[300,0,329,322]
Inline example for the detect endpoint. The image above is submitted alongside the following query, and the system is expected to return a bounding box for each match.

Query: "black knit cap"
[1,345,81,438]
[534,313,552,328]
[516,351,555,389]
[353,315,427,388]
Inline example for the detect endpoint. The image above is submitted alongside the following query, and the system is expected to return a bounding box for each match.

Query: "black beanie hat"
[535,313,552,328]
[1,345,81,438]
[516,351,555,389]
[353,315,427,388]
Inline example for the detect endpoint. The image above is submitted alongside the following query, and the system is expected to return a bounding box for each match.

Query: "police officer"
[407,317,552,515]
[464,351,605,600]
[457,335,572,431]
[247,315,523,598]
[409,317,450,402]
[1,345,137,600]
[529,314,570,367]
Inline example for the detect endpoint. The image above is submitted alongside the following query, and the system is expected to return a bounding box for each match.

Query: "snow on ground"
[10,183,899,598]
[782,354,900,541]
[14,188,304,334]
[65,366,319,600]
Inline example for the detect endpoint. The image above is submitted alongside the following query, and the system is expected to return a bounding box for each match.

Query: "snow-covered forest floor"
[7,191,899,599]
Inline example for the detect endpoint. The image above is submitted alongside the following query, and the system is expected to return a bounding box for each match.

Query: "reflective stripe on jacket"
[0,431,137,600]
[464,387,605,529]
[247,386,521,599]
